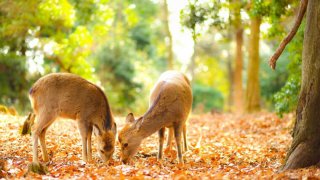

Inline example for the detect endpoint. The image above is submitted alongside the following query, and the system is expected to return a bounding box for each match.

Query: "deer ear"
[93,124,102,135]
[112,122,117,136]
[126,113,135,123]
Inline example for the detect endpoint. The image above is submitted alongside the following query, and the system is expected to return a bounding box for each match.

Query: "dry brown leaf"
[0,113,316,179]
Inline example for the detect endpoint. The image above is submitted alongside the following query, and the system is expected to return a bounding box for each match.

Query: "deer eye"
[100,150,105,153]
[123,143,128,148]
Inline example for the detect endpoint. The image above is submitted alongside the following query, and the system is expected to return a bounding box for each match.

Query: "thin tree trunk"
[227,43,234,112]
[245,16,261,113]
[283,0,320,170]
[233,28,243,113]
[163,0,174,70]
[188,39,196,82]
[232,0,243,113]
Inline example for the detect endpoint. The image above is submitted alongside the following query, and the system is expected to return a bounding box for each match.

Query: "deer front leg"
[158,128,165,160]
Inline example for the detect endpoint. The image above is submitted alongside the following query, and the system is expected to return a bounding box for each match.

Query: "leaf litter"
[1,113,320,179]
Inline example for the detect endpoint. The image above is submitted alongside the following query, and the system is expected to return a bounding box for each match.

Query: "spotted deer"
[26,73,116,164]
[118,71,192,164]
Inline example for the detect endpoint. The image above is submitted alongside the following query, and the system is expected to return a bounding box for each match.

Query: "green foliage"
[248,0,295,19]
[0,0,114,112]
[265,0,298,38]
[180,0,223,40]
[37,0,75,28]
[180,0,206,38]
[260,51,289,109]
[0,54,31,111]
[0,0,301,116]
[51,26,94,79]
[248,0,270,17]
[91,0,165,114]
[192,83,224,112]
[273,77,300,117]
[94,41,142,113]
[71,0,97,26]
[273,22,304,117]
[130,23,152,51]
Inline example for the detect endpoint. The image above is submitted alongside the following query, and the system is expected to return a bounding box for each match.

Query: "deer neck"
[135,108,166,139]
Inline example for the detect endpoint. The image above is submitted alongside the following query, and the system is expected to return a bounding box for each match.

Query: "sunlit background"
[0,0,301,117]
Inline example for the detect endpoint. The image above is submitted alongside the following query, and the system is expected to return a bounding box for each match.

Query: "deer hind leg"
[78,121,90,162]
[32,130,40,164]
[183,124,188,152]
[86,126,93,162]
[39,127,49,162]
[167,126,188,152]
[166,127,174,150]
[32,113,56,163]
[158,127,165,160]
[173,123,184,164]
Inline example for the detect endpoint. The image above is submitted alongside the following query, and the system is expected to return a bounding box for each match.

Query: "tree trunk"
[227,43,234,112]
[163,0,174,70]
[245,16,261,113]
[188,39,196,82]
[232,0,243,113]
[283,0,320,170]
[233,28,243,113]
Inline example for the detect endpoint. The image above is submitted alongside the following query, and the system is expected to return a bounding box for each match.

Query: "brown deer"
[118,71,192,164]
[26,73,117,164]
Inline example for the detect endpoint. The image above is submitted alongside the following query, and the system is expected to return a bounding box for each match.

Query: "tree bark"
[163,0,174,70]
[282,0,320,170]
[232,0,244,113]
[245,16,261,113]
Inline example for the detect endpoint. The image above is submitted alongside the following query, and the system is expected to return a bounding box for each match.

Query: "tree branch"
[269,0,308,70]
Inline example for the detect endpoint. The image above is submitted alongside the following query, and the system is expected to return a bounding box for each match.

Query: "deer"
[24,73,117,165]
[118,71,192,164]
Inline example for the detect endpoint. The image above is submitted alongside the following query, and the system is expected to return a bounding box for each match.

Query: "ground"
[1,112,320,179]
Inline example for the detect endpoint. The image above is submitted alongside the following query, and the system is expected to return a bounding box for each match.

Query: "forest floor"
[1,112,320,179]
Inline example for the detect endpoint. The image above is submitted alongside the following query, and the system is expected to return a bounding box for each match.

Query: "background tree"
[245,0,297,113]
[180,0,296,113]
[0,0,302,115]
[231,0,244,113]
[269,0,320,170]
[162,0,174,69]
[245,1,262,112]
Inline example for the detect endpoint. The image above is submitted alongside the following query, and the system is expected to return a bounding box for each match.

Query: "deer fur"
[27,73,116,164]
[118,71,192,164]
